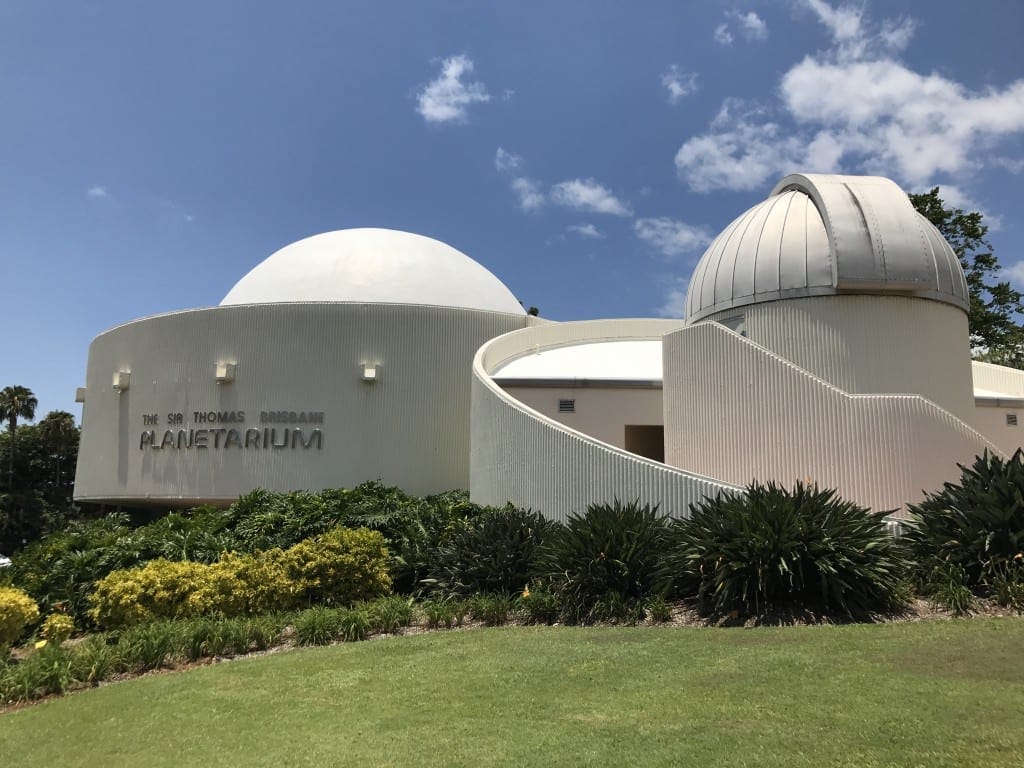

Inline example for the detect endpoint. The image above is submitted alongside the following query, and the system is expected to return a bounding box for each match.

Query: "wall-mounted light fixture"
[215,362,237,383]
[361,363,379,383]
[112,371,131,393]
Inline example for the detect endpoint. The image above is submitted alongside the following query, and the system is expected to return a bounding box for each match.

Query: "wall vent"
[1008,413,1019,427]
[558,399,576,413]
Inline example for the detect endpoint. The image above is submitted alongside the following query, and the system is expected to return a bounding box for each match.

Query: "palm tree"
[37,410,78,491]
[0,385,38,492]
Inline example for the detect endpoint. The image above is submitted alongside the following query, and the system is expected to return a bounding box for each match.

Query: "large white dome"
[685,174,969,323]
[221,228,525,314]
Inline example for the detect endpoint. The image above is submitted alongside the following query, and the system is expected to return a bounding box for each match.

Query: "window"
[720,314,747,337]
[558,399,575,413]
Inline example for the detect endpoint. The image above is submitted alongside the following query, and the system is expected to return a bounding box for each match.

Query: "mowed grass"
[2,619,1023,767]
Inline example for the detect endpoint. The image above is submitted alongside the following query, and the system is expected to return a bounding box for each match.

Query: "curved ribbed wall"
[470,319,738,521]
[75,303,527,504]
[707,295,975,421]
[663,321,1002,516]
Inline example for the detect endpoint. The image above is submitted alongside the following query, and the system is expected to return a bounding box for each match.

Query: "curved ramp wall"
[471,319,738,521]
[75,303,528,505]
[663,322,1002,516]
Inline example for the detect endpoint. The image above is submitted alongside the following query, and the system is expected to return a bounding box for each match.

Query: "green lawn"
[2,619,1023,767]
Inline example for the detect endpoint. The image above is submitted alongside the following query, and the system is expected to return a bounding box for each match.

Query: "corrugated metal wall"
[75,303,527,505]
[663,321,1002,516]
[470,320,738,521]
[972,360,1024,397]
[707,295,975,422]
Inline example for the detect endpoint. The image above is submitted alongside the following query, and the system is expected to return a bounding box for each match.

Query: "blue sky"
[3,0,1024,420]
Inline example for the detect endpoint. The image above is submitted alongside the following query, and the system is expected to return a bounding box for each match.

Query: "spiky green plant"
[904,450,1024,592]
[668,482,910,619]
[428,505,555,597]
[539,500,671,624]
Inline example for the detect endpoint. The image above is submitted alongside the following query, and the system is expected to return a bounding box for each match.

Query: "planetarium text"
[138,410,324,451]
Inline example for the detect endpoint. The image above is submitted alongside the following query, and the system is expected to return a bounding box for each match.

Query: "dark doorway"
[624,425,664,462]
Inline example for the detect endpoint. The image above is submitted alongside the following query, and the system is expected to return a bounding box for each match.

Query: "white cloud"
[416,54,490,124]
[550,178,631,216]
[734,11,768,40]
[494,147,522,173]
[714,10,768,47]
[657,277,690,318]
[676,0,1024,193]
[804,0,862,46]
[1005,260,1024,287]
[494,148,544,212]
[662,65,698,104]
[86,185,108,199]
[567,223,605,239]
[634,217,711,258]
[675,99,808,192]
[511,178,545,212]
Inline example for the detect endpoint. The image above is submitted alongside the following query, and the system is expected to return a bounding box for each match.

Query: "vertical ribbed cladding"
[662,322,1001,516]
[971,360,1024,397]
[470,319,738,521]
[707,295,975,422]
[75,303,527,505]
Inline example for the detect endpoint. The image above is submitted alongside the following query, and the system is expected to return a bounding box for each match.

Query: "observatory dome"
[684,174,969,323]
[221,228,525,314]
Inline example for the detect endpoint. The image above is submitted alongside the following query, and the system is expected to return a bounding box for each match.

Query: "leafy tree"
[0,385,38,502]
[0,398,82,552]
[910,189,1024,368]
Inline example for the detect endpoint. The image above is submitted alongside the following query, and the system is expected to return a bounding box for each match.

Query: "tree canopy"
[0,385,82,552]
[910,188,1024,368]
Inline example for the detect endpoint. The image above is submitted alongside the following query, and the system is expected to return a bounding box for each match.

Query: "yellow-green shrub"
[89,527,391,629]
[285,527,391,606]
[89,559,208,628]
[1,586,40,647]
[40,613,75,643]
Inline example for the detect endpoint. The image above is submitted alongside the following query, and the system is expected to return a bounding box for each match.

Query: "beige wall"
[707,295,975,422]
[663,321,1000,515]
[500,386,662,451]
[75,303,527,505]
[972,405,1024,456]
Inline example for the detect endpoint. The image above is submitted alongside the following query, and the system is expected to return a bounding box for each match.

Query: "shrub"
[284,527,391,606]
[468,594,516,626]
[517,586,560,625]
[0,643,76,702]
[420,598,467,629]
[88,527,391,629]
[8,513,135,623]
[538,500,671,624]
[924,564,975,616]
[41,612,75,643]
[66,634,122,685]
[428,506,554,597]
[645,596,673,623]
[0,586,41,648]
[294,606,370,645]
[669,482,911,618]
[991,565,1024,611]
[904,450,1024,591]
[89,559,208,628]
[116,621,179,671]
[362,595,415,634]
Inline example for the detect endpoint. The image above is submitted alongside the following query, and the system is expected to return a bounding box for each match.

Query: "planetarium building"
[74,174,1024,519]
